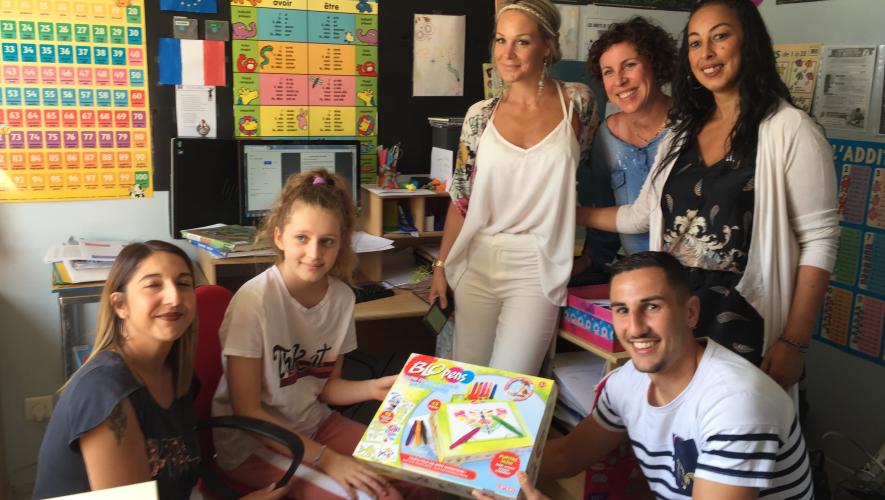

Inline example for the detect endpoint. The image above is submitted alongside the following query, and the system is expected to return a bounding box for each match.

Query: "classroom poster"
[590,0,694,11]
[577,10,616,65]
[0,0,154,202]
[773,43,821,113]
[230,0,379,184]
[816,138,885,366]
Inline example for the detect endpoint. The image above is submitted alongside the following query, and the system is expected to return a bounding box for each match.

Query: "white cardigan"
[617,100,840,352]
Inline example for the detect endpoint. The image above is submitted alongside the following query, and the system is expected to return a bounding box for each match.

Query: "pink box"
[560,284,622,352]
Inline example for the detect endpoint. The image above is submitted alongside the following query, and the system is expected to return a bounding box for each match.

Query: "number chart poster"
[230,0,378,184]
[816,138,885,366]
[0,0,153,202]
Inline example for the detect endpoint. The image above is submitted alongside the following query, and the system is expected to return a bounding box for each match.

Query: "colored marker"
[449,426,481,449]
[489,384,497,399]
[492,415,523,437]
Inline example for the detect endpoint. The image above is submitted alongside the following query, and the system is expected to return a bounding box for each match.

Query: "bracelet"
[777,335,809,353]
[431,259,445,270]
[312,445,327,467]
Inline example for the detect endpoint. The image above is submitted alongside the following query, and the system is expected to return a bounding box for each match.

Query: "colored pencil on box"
[405,420,417,446]
[414,420,423,445]
[491,415,523,437]
[419,420,427,444]
[449,426,481,450]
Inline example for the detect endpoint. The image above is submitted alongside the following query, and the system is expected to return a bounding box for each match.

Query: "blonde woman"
[429,0,599,375]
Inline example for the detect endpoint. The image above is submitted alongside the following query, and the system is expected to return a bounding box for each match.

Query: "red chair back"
[194,285,233,455]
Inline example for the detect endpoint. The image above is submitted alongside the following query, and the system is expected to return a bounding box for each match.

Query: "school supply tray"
[354,354,557,499]
[560,284,623,353]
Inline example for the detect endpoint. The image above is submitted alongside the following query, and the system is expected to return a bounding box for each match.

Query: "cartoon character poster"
[230,0,378,183]
[0,0,154,202]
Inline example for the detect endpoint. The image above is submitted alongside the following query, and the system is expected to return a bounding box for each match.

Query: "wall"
[756,0,885,468]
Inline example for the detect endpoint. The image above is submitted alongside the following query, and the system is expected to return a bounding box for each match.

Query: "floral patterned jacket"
[449,81,598,216]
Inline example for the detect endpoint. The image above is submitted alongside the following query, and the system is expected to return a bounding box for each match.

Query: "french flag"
[158,38,226,86]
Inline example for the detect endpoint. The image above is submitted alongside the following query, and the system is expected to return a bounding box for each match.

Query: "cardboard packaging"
[354,354,557,499]
[560,284,623,352]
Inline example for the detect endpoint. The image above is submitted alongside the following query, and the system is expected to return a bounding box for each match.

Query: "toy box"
[353,354,557,499]
[560,284,623,352]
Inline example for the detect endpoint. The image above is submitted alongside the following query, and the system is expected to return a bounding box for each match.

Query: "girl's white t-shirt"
[211,265,357,470]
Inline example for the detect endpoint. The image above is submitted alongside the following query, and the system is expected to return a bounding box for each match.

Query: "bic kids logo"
[404,355,475,385]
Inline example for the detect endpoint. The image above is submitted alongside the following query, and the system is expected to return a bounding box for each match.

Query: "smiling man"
[538,252,813,500]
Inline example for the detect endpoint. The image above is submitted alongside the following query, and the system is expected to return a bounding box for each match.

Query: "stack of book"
[45,238,126,285]
[180,224,274,258]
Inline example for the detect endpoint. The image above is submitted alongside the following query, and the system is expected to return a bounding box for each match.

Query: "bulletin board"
[0,0,154,201]
[816,138,885,366]
[145,0,492,189]
[229,0,379,184]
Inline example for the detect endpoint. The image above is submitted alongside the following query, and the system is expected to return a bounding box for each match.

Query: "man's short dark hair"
[610,251,690,298]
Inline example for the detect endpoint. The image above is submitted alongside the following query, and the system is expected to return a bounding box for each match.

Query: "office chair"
[193,285,304,499]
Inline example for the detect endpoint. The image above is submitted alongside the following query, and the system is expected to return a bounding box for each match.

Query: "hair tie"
[312,176,327,185]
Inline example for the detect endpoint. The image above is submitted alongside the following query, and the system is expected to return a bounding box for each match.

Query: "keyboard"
[352,282,395,303]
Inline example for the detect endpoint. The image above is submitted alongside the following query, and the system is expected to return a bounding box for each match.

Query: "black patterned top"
[661,143,757,274]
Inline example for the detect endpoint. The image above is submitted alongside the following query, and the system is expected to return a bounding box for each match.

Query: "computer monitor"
[239,139,360,222]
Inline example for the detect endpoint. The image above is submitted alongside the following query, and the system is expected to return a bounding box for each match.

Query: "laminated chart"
[817,139,885,365]
[820,286,853,346]
[230,0,378,183]
[0,0,153,201]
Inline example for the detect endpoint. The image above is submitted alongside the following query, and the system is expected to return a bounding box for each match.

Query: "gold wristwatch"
[432,259,445,270]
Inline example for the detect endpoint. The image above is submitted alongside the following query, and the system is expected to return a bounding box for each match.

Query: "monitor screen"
[240,140,360,221]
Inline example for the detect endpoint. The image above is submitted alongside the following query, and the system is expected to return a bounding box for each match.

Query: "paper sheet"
[813,46,878,130]
[413,14,466,96]
[430,147,453,186]
[175,85,217,137]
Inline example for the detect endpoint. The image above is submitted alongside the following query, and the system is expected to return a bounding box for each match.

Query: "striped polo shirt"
[592,339,813,499]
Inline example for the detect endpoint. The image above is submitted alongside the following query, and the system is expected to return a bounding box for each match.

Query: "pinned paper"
[173,17,198,40]
[205,20,230,41]
[158,38,226,86]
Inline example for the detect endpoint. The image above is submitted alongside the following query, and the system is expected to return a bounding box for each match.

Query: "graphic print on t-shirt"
[672,434,699,494]
[273,342,336,387]
[145,436,200,481]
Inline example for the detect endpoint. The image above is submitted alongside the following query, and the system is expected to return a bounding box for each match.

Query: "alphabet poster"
[816,138,885,366]
[230,0,378,183]
[0,0,154,202]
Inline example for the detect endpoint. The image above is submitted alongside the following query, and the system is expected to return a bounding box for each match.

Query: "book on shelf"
[187,239,276,259]
[180,224,271,252]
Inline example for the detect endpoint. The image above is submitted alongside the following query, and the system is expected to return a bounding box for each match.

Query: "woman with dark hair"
[578,0,838,390]
[576,17,676,274]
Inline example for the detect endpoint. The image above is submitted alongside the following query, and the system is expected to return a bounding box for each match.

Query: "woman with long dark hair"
[578,0,838,390]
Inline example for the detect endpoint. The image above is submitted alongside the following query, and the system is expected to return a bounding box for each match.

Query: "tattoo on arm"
[107,402,127,445]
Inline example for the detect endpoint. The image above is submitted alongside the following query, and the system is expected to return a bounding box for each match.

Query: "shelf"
[360,187,449,237]
[558,329,630,373]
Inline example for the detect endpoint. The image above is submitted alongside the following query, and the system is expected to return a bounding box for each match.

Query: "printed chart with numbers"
[230,0,378,184]
[817,138,885,365]
[0,0,152,202]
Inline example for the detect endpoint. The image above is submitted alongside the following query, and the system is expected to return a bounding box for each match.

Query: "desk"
[195,250,275,287]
